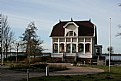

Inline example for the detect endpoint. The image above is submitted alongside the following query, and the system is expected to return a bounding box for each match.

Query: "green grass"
[83,65,121,73]
[19,65,121,81]
[20,73,121,81]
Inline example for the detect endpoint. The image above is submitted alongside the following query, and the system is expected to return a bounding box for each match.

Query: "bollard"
[84,61,85,65]
[46,65,49,76]
[27,69,29,81]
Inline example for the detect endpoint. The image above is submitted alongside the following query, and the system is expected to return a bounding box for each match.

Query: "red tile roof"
[50,20,95,37]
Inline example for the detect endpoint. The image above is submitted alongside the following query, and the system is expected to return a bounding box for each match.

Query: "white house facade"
[50,19,102,62]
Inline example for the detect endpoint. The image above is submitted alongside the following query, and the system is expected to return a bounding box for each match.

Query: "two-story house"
[50,19,102,62]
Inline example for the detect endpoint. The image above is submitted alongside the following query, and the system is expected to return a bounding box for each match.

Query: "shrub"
[9,63,31,71]
[49,64,67,72]
[9,63,67,72]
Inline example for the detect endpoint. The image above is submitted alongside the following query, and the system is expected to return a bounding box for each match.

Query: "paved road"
[0,63,104,81]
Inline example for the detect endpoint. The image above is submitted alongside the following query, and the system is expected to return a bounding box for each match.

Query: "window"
[59,43,64,53]
[59,38,65,42]
[53,43,58,53]
[85,43,90,52]
[72,38,77,42]
[66,31,76,36]
[78,43,84,52]
[69,31,73,36]
[72,44,76,53]
[78,38,84,42]
[53,38,58,42]
[66,38,71,42]
[96,48,100,55]
[66,44,71,53]
[85,38,91,42]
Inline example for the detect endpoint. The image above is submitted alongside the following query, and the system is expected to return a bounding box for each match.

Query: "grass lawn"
[19,65,121,81]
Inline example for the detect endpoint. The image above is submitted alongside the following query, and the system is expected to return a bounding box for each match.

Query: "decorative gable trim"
[63,22,79,28]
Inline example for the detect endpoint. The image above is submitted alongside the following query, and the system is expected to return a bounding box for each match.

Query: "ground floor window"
[85,43,90,52]
[59,43,64,53]
[66,44,76,53]
[53,43,91,53]
[72,44,76,53]
[78,43,84,52]
[66,44,71,53]
[53,43,58,53]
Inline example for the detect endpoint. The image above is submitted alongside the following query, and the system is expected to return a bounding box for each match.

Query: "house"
[50,19,102,63]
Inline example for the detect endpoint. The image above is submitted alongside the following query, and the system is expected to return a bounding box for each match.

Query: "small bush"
[30,58,42,64]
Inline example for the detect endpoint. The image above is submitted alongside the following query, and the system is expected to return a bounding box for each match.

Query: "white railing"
[77,53,92,58]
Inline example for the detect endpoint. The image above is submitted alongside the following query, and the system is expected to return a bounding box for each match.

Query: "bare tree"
[0,14,15,63]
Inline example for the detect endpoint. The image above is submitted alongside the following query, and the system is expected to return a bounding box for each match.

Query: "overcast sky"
[0,0,121,53]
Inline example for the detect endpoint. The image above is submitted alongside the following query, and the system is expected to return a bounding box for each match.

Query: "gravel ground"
[0,63,104,81]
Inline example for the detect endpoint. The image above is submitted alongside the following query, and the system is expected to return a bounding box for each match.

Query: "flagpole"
[109,18,111,72]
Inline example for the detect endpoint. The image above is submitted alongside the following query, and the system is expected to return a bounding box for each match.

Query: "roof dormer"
[63,22,79,37]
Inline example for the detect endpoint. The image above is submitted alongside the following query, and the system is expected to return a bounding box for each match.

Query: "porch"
[51,53,92,62]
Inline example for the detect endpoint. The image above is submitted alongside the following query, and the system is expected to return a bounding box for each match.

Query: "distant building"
[50,19,102,62]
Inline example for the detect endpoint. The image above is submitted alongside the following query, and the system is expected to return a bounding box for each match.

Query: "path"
[0,63,104,81]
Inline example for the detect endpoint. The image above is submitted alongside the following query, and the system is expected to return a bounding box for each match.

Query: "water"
[1,54,121,61]
[105,56,121,61]
[0,54,21,59]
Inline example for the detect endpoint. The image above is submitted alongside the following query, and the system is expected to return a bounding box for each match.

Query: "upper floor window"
[66,31,76,36]
[85,38,91,42]
[53,38,58,42]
